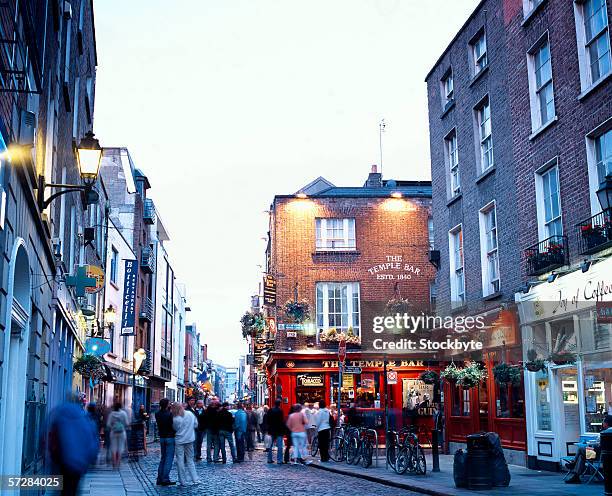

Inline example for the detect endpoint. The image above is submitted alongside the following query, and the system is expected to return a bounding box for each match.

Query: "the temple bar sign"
[367,255,422,280]
[297,373,324,387]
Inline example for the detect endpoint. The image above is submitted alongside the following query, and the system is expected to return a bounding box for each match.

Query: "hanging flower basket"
[319,328,361,345]
[419,370,439,385]
[284,300,311,323]
[385,297,414,315]
[524,359,547,372]
[441,363,461,384]
[74,354,106,380]
[493,363,523,386]
[549,351,576,366]
[457,362,487,388]
[240,311,265,339]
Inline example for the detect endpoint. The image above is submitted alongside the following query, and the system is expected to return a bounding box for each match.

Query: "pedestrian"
[315,400,332,462]
[234,401,247,462]
[217,402,237,463]
[246,404,257,459]
[155,398,177,486]
[205,401,221,462]
[255,404,265,442]
[261,405,271,451]
[303,402,315,446]
[135,404,149,455]
[287,404,308,464]
[106,402,129,469]
[192,399,207,461]
[171,403,200,486]
[264,399,285,464]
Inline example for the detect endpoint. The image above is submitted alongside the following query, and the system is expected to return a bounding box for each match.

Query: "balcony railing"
[141,247,156,273]
[576,208,612,255]
[139,296,154,322]
[524,235,569,276]
[143,198,156,225]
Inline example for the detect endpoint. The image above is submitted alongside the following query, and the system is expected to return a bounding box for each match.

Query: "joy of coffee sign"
[367,255,422,280]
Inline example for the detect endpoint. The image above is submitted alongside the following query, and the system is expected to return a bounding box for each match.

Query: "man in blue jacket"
[233,402,248,462]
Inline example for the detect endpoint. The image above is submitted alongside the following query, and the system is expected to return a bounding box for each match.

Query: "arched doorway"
[0,239,32,476]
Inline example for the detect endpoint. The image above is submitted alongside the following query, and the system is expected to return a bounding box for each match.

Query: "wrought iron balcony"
[139,296,154,322]
[576,209,612,255]
[140,247,156,274]
[143,198,156,225]
[524,235,569,276]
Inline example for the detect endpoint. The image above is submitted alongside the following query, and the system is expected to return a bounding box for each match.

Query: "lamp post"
[37,131,103,210]
[596,174,612,212]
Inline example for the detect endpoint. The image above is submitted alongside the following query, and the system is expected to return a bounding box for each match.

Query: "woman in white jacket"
[170,403,200,486]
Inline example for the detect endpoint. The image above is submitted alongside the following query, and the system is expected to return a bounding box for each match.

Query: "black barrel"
[466,433,493,490]
[602,428,612,496]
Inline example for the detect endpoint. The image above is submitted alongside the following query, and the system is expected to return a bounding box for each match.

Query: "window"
[574,0,611,90]
[536,164,563,240]
[527,36,555,131]
[445,131,460,196]
[110,246,118,284]
[595,129,612,184]
[476,99,494,172]
[315,218,356,251]
[451,384,471,417]
[428,217,435,250]
[587,127,612,214]
[441,69,454,108]
[523,0,544,17]
[316,282,360,334]
[448,225,465,307]
[123,335,129,360]
[471,31,487,76]
[479,202,500,296]
[429,280,437,309]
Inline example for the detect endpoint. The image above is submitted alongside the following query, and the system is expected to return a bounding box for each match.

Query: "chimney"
[365,164,383,188]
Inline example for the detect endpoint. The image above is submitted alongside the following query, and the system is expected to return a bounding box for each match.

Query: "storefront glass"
[534,368,552,431]
[582,352,612,433]
[450,383,470,417]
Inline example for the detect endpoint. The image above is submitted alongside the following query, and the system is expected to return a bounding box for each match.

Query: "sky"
[93,0,479,367]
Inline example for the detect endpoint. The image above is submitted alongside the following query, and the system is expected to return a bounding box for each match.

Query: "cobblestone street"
[127,444,418,496]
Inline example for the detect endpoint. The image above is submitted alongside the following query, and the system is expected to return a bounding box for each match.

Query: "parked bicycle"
[346,427,375,468]
[310,433,319,457]
[395,430,427,475]
[330,425,352,462]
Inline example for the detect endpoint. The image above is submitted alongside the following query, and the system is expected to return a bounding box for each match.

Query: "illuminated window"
[315,218,356,251]
[316,282,360,334]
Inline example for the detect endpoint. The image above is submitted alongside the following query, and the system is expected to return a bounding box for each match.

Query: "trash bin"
[466,433,493,490]
[602,427,612,496]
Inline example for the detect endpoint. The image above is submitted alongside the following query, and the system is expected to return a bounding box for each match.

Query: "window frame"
[315,218,356,251]
[440,68,454,109]
[586,119,612,215]
[535,159,563,241]
[444,129,461,197]
[479,201,500,297]
[527,33,556,132]
[574,0,612,92]
[315,281,361,335]
[475,97,494,173]
[448,224,465,308]
[110,246,119,284]
[470,30,488,77]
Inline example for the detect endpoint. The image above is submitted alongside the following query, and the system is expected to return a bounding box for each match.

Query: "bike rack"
[365,428,379,467]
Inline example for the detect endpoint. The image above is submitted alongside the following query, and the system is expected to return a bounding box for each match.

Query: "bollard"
[602,427,612,496]
[466,433,493,490]
[432,429,440,472]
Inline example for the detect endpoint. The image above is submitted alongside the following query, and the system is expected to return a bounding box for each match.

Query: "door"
[556,367,581,457]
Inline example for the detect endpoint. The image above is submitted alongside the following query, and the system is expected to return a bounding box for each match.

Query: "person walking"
[192,399,207,461]
[245,404,257,459]
[134,404,149,455]
[255,404,265,443]
[155,398,176,486]
[234,402,247,462]
[264,399,285,464]
[287,404,308,464]
[315,400,332,462]
[205,401,220,462]
[303,403,315,447]
[106,402,129,469]
[217,402,237,463]
[171,403,200,487]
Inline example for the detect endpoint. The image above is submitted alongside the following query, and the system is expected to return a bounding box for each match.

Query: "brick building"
[426,0,612,469]
[262,168,436,426]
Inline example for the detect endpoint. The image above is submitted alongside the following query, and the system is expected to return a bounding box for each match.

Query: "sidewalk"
[77,455,157,496]
[309,453,600,496]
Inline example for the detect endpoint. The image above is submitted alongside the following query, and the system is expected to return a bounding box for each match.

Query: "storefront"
[266,352,439,432]
[516,255,612,470]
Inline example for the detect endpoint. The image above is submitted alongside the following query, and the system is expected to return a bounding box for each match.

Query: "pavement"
[309,452,602,496]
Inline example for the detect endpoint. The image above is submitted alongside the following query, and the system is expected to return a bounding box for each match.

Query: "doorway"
[556,367,581,457]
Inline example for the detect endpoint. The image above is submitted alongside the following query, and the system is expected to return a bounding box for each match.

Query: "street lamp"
[596,174,612,211]
[37,131,103,210]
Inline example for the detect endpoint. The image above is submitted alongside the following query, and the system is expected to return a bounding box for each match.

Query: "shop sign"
[323,359,423,369]
[120,259,138,336]
[84,337,111,356]
[85,265,105,294]
[342,374,354,388]
[596,302,612,323]
[287,331,297,338]
[344,366,362,374]
[263,275,277,306]
[366,255,422,281]
[266,317,277,337]
[297,373,324,387]
[278,323,304,331]
[387,370,398,384]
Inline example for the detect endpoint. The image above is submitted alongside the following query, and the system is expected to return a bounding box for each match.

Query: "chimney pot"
[371,164,378,173]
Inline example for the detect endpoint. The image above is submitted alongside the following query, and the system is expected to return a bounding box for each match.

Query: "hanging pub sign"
[597,302,612,323]
[297,373,324,387]
[85,265,105,294]
[263,275,277,306]
[120,259,138,336]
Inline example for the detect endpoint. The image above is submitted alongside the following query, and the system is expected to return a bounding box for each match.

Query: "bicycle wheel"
[414,445,427,475]
[395,446,410,474]
[386,443,398,473]
[330,436,344,461]
[310,436,319,457]
[360,439,373,468]
[346,437,359,465]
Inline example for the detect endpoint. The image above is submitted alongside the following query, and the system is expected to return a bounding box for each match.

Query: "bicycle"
[386,430,400,473]
[346,427,375,467]
[310,433,319,457]
[396,431,427,475]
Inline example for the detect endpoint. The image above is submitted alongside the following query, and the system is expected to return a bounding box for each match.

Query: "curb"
[308,463,452,496]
